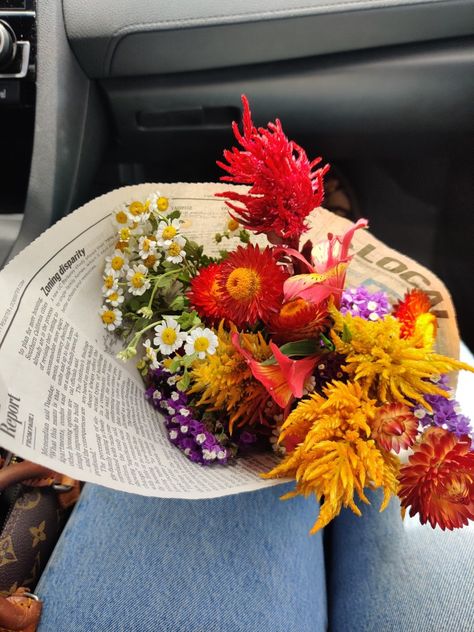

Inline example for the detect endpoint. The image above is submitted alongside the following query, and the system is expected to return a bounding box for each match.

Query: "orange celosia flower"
[217,244,288,327]
[189,323,271,433]
[398,427,474,530]
[188,263,224,323]
[372,402,419,453]
[263,380,399,533]
[393,289,437,347]
[268,298,329,343]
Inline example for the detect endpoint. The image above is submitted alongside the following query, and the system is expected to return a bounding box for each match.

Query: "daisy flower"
[99,305,123,331]
[156,219,182,247]
[138,235,157,260]
[143,339,160,368]
[149,193,170,214]
[112,206,132,229]
[142,252,161,271]
[217,244,287,327]
[127,199,151,223]
[165,235,186,264]
[102,272,118,294]
[118,226,132,244]
[153,317,186,355]
[185,327,218,359]
[105,249,129,277]
[105,287,125,307]
[127,264,151,296]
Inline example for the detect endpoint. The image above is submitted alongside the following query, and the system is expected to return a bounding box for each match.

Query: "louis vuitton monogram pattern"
[0,487,68,592]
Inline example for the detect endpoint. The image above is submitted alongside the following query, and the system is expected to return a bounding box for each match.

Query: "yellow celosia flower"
[329,304,474,408]
[189,323,271,433]
[263,381,399,533]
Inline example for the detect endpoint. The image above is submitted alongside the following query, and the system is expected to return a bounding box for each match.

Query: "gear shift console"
[0,0,36,241]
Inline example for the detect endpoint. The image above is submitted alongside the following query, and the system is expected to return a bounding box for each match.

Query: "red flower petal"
[398,427,474,530]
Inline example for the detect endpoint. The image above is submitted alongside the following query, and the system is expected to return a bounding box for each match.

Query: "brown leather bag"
[0,457,81,632]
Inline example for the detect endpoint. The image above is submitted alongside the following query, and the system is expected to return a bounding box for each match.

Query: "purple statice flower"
[340,286,390,321]
[413,375,473,440]
[145,366,230,465]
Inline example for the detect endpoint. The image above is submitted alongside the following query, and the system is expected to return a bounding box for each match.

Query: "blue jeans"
[36,483,327,632]
[328,490,474,631]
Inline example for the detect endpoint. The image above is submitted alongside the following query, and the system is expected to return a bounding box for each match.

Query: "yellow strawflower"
[189,323,271,433]
[264,381,399,533]
[329,303,474,408]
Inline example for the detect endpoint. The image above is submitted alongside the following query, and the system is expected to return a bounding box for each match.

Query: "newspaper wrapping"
[0,183,466,498]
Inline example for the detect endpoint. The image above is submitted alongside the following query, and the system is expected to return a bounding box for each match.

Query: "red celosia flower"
[216,95,330,242]
[187,263,224,324]
[372,402,418,453]
[269,298,329,343]
[217,244,288,327]
[393,289,435,339]
[398,427,474,530]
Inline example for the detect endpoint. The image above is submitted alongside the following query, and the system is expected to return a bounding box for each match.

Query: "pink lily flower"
[283,218,368,306]
[231,333,319,409]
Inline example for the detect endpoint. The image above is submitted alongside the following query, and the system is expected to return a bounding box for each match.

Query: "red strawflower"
[393,289,433,339]
[269,298,329,344]
[372,402,418,453]
[398,427,474,530]
[217,244,287,327]
[216,95,330,242]
[187,263,224,323]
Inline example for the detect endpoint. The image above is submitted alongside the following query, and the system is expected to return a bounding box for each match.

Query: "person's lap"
[36,483,327,632]
[328,490,474,632]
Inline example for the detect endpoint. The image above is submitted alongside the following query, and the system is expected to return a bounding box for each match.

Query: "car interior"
[0,0,473,624]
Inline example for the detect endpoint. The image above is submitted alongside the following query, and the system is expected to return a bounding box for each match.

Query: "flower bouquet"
[100,97,474,534]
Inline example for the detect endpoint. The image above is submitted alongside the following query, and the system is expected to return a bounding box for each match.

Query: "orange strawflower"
[217,244,288,327]
[372,403,418,453]
[398,427,474,530]
[188,263,224,323]
[393,289,437,347]
[268,298,329,343]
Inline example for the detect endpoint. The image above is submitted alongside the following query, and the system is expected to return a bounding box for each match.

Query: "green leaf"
[320,332,335,351]
[181,353,197,368]
[168,357,181,373]
[279,339,321,357]
[177,369,191,391]
[342,323,352,343]
[155,275,174,289]
[168,295,186,311]
[239,229,250,244]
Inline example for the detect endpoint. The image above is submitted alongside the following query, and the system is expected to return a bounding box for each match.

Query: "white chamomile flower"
[225,216,240,233]
[156,219,181,247]
[127,264,151,296]
[112,206,132,229]
[165,235,186,264]
[99,305,123,331]
[127,199,151,223]
[118,226,132,243]
[143,339,160,369]
[138,235,157,260]
[129,219,152,238]
[102,271,119,294]
[184,327,218,359]
[149,193,170,215]
[153,317,186,355]
[105,287,124,307]
[105,249,129,277]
